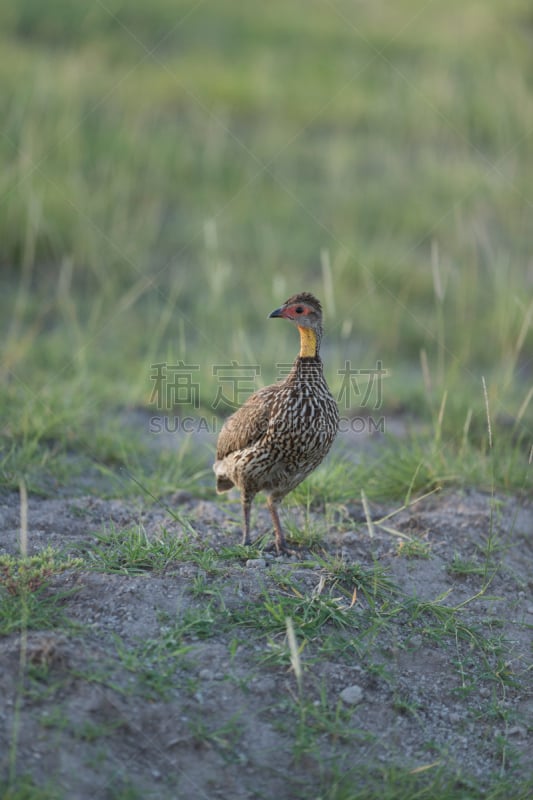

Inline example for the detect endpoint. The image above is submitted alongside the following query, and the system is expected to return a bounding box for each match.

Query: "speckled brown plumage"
[213,292,339,552]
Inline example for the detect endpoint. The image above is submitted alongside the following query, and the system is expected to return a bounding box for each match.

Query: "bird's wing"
[215,384,280,460]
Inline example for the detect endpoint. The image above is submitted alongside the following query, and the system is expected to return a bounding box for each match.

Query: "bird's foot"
[263,539,299,557]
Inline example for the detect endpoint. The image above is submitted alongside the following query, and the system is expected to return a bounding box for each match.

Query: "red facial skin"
[276,303,312,321]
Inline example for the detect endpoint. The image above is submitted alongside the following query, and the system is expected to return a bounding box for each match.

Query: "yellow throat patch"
[298,326,317,358]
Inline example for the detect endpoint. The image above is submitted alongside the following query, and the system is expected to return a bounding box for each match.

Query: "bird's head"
[269,292,323,357]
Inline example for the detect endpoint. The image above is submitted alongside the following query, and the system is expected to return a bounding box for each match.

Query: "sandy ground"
[0,428,532,798]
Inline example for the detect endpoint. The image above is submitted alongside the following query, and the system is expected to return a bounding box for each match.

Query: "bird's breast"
[267,381,338,445]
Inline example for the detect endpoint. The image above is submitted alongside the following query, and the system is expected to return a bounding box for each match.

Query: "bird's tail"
[213,460,234,493]
[216,476,234,493]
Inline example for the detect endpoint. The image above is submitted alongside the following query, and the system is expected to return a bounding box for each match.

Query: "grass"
[0,0,531,502]
[83,524,197,574]
[310,763,533,800]
[0,776,62,800]
[0,1,532,797]
[0,547,81,635]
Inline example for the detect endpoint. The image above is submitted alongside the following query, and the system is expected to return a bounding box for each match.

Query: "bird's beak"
[269,306,284,318]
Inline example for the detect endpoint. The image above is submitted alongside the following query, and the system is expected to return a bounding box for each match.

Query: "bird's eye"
[295,306,304,314]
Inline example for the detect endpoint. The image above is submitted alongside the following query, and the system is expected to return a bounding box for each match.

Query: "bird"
[213,292,339,553]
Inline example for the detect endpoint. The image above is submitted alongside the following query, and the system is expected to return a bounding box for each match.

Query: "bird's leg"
[241,494,253,546]
[266,495,288,554]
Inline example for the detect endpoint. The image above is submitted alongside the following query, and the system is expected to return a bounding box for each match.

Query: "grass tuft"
[0,547,81,635]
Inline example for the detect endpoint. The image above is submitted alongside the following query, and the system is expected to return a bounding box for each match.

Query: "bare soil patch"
[1,477,532,798]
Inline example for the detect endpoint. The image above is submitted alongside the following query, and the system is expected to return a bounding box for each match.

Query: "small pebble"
[246,558,266,568]
[342,532,359,544]
[253,677,276,694]
[340,685,364,706]
[199,668,214,681]
[507,725,527,738]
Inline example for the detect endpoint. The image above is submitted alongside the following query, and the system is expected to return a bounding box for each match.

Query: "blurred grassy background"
[0,0,532,495]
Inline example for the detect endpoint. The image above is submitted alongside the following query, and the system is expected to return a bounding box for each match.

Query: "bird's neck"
[298,326,319,358]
